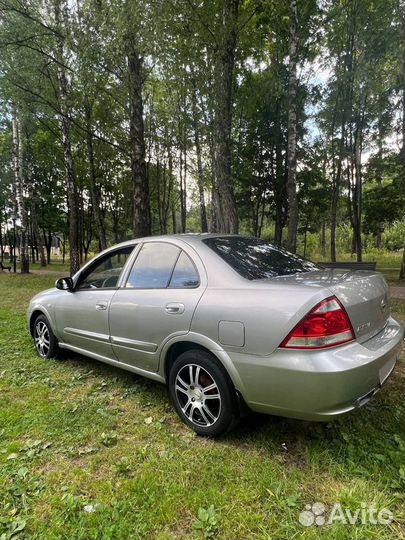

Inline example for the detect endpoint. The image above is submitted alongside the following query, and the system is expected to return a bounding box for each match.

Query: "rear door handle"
[165,302,185,314]
[95,302,108,311]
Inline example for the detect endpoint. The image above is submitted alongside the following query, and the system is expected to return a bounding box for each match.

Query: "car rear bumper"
[228,316,404,421]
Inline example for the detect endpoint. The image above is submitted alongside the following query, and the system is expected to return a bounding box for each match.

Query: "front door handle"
[165,302,185,314]
[95,301,108,311]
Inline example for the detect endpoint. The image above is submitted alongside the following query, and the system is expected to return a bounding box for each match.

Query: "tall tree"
[52,0,80,274]
[400,1,405,280]
[11,103,29,272]
[286,0,299,253]
[212,0,240,233]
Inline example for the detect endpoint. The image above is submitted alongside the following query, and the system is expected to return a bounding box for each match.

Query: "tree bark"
[212,0,239,233]
[127,46,150,238]
[274,101,286,246]
[179,145,187,233]
[353,123,363,261]
[43,229,52,264]
[84,101,107,251]
[286,0,299,253]
[26,147,46,267]
[321,222,326,258]
[11,103,29,273]
[331,5,355,262]
[191,79,208,233]
[375,94,384,248]
[400,8,405,280]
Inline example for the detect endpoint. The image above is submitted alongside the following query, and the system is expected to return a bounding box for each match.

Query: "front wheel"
[168,350,238,437]
[33,314,59,359]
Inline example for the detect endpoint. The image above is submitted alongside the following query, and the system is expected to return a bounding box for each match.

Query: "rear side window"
[126,242,180,288]
[169,251,199,288]
[203,236,318,279]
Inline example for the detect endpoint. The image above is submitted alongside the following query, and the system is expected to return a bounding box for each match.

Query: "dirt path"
[390,286,404,300]
[29,270,66,276]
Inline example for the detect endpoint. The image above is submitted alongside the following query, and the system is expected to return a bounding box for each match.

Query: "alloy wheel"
[34,321,50,357]
[174,363,221,427]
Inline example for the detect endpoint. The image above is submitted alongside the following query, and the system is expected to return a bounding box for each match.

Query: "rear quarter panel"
[190,285,330,356]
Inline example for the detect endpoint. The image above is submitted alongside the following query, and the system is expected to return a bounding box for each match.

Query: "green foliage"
[192,505,220,540]
[364,164,405,237]
[383,222,405,251]
[0,0,404,266]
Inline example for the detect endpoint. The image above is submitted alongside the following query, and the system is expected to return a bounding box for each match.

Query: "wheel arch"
[161,333,246,395]
[29,307,56,337]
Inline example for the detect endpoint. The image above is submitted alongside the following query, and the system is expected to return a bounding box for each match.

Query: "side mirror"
[55,277,74,291]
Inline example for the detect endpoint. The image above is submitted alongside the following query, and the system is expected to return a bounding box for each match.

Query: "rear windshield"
[203,236,318,280]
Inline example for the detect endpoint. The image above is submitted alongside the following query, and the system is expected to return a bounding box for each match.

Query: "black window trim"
[124,241,201,290]
[168,249,200,289]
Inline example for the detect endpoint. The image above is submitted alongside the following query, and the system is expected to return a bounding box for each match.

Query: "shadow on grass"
[53,348,368,451]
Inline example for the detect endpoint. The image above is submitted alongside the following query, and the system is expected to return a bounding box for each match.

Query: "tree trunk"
[400,10,405,280]
[163,150,173,233]
[274,104,285,246]
[321,222,326,258]
[171,201,177,234]
[28,168,46,267]
[84,101,107,251]
[53,0,80,275]
[303,226,308,258]
[179,147,186,233]
[353,126,363,261]
[212,0,239,233]
[182,146,187,232]
[11,103,29,273]
[375,95,384,248]
[330,161,341,263]
[191,79,208,233]
[286,0,299,253]
[331,2,356,262]
[62,232,66,265]
[127,46,150,238]
[400,243,405,280]
[0,214,3,261]
[43,229,51,264]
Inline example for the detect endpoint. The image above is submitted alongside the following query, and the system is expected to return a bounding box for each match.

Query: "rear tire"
[33,314,59,359]
[168,349,238,437]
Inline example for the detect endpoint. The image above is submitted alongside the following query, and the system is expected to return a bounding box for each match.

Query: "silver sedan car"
[28,235,403,436]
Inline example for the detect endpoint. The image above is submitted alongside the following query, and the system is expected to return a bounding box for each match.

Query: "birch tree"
[11,103,29,273]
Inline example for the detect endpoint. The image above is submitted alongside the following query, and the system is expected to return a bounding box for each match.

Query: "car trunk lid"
[326,271,389,343]
[270,268,390,344]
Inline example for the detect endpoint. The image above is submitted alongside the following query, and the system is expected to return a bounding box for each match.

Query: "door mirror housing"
[55,277,74,291]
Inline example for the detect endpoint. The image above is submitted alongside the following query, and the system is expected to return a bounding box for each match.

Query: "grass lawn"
[0,272,404,540]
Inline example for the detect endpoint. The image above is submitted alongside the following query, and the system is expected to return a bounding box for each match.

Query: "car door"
[109,241,206,372]
[54,245,135,358]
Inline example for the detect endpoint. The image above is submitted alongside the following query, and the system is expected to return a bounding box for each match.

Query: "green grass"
[0,273,404,540]
[30,262,70,273]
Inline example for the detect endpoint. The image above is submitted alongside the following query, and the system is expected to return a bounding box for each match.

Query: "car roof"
[113,233,242,249]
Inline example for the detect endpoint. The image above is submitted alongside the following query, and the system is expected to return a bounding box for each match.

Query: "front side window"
[126,242,180,288]
[203,236,318,279]
[77,246,134,289]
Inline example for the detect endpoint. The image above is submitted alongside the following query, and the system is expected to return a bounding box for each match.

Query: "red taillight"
[280,296,355,349]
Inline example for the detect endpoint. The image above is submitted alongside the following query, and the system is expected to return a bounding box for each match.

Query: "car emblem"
[380,298,387,312]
